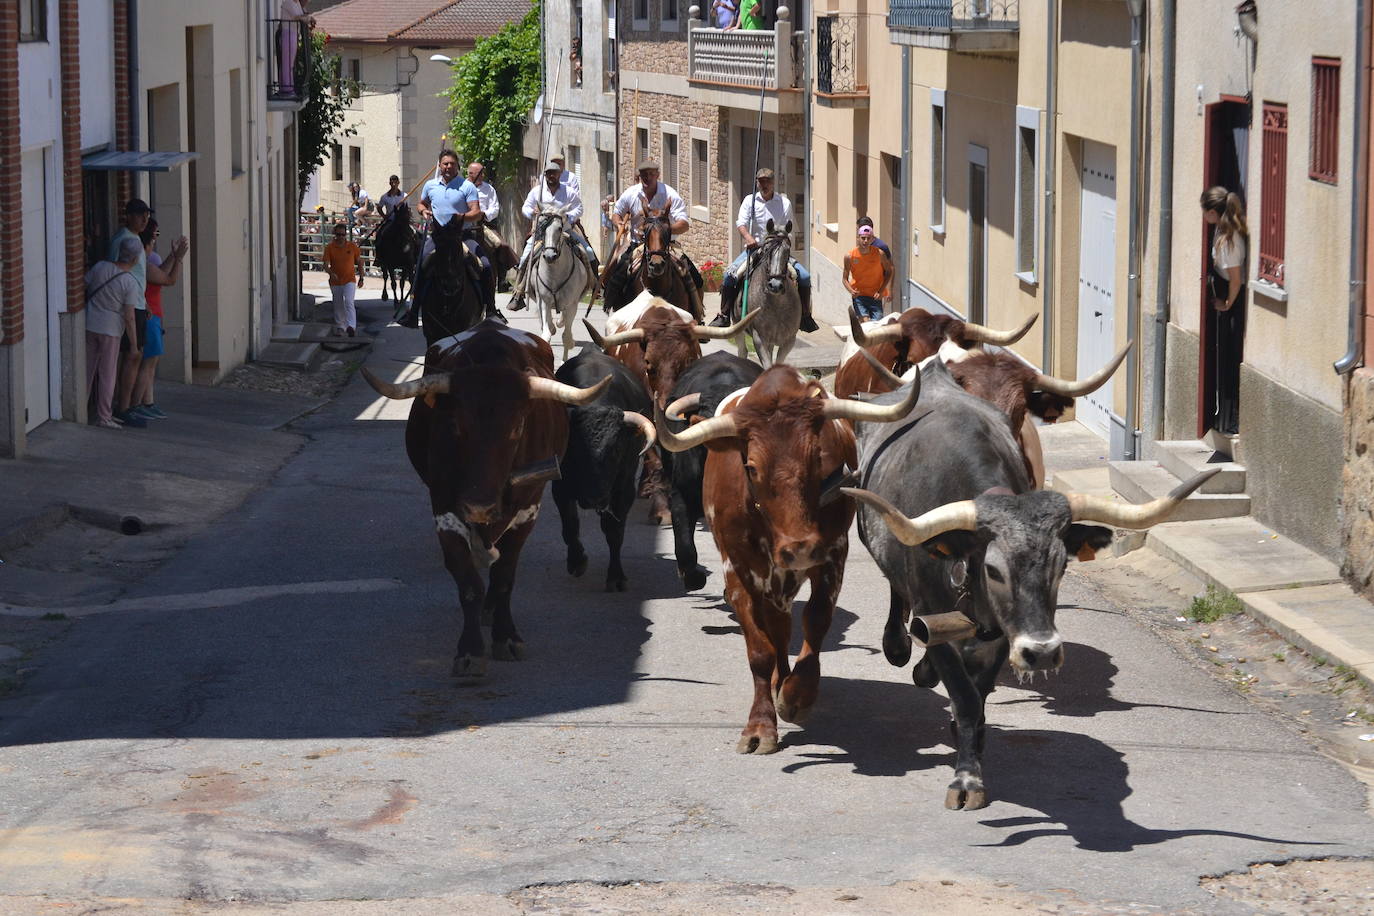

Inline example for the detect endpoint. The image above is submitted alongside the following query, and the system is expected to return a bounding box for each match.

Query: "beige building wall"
[137,3,296,382]
[317,43,466,215]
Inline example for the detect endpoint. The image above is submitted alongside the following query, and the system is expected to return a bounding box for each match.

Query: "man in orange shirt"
[843,224,892,320]
[323,222,364,336]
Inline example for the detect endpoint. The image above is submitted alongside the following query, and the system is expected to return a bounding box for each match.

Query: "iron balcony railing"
[268,19,311,106]
[887,0,1019,33]
[817,13,862,95]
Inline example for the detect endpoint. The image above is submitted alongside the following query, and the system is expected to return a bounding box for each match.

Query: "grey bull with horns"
[843,359,1218,811]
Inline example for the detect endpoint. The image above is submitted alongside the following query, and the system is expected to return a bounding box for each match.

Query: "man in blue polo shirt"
[402,148,502,327]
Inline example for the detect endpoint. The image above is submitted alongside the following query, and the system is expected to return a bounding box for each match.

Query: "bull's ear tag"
[1076,543,1098,563]
[423,393,438,408]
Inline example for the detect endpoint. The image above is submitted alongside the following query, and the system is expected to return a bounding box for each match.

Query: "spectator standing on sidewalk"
[323,222,363,336]
[129,219,188,420]
[84,238,144,429]
[110,199,151,428]
[843,224,892,321]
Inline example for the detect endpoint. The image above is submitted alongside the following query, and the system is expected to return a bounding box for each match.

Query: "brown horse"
[604,203,702,320]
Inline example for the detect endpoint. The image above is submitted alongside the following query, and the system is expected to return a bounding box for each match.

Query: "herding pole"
[740,48,772,320]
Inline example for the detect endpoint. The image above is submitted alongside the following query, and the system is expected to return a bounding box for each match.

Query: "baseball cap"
[858,226,874,237]
[125,198,153,215]
[755,168,775,180]
[545,160,563,172]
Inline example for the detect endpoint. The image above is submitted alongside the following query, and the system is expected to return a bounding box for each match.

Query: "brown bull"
[656,367,921,754]
[859,341,1132,488]
[585,302,756,522]
[362,322,609,679]
[833,307,1038,399]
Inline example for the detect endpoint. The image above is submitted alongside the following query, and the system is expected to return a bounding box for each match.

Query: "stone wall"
[1343,369,1374,598]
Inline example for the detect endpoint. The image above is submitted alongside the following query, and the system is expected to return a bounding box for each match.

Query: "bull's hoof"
[680,566,708,591]
[567,551,588,577]
[883,630,913,667]
[452,654,487,681]
[490,638,526,662]
[912,655,940,688]
[736,733,780,755]
[944,778,989,811]
[775,696,812,726]
[605,574,628,592]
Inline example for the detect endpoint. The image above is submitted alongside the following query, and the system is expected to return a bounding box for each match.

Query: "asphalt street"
[1,301,1371,912]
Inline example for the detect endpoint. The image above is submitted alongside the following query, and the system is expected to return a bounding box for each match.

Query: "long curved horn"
[654,399,738,452]
[583,318,644,349]
[1033,341,1133,398]
[849,308,904,347]
[858,349,906,389]
[664,392,701,420]
[962,312,1039,346]
[822,369,921,423]
[841,488,979,546]
[694,307,760,340]
[1067,468,1220,529]
[361,367,451,400]
[527,374,611,405]
[622,410,657,455]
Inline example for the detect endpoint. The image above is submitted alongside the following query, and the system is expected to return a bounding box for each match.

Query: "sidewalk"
[1040,422,1374,690]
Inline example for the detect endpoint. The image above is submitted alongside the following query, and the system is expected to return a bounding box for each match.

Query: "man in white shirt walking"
[709,168,816,331]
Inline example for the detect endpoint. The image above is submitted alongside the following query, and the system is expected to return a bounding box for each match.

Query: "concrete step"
[257,341,319,370]
[1155,440,1246,494]
[1108,460,1251,521]
[271,323,306,343]
[1049,466,1115,499]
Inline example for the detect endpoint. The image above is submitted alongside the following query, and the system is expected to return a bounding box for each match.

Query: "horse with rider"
[600,160,705,320]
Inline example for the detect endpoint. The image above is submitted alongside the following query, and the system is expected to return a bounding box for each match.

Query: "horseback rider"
[470,162,519,290]
[602,160,703,312]
[550,152,581,196]
[377,175,406,220]
[708,167,818,332]
[400,149,504,327]
[510,161,600,311]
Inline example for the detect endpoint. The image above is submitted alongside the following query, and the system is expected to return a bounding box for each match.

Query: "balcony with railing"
[686,5,804,114]
[267,19,312,110]
[817,13,866,106]
[887,0,1019,54]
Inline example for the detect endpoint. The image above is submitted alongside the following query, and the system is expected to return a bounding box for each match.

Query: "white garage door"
[21,148,51,431]
[1076,140,1117,440]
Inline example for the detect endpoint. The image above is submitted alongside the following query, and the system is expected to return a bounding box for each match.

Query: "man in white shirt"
[604,160,701,312]
[510,161,599,309]
[551,153,581,197]
[469,161,518,287]
[709,167,816,331]
[377,175,406,220]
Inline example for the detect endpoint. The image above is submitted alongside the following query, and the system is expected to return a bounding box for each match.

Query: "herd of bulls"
[361,294,1215,811]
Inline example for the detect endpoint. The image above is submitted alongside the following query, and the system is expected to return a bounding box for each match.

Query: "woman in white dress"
[1201,185,1248,436]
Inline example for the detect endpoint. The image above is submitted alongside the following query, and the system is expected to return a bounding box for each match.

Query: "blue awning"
[81,150,200,172]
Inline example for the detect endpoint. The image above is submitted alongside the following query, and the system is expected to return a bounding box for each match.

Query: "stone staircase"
[1107,440,1250,522]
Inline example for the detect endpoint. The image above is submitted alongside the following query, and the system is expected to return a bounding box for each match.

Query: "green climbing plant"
[296,31,359,206]
[441,1,542,180]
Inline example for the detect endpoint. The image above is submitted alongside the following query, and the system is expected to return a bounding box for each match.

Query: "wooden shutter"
[1310,57,1340,184]
[1259,103,1287,286]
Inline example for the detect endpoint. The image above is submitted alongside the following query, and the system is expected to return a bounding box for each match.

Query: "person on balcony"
[711,0,739,28]
[708,168,816,332]
[277,0,314,98]
[728,0,765,30]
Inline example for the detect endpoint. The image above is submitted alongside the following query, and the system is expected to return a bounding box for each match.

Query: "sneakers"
[135,403,168,419]
[115,409,148,428]
[96,418,122,430]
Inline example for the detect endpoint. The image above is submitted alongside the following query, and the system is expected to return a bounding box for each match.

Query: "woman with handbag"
[1202,185,1247,436]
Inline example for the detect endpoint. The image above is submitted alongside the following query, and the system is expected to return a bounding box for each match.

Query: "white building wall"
[79,0,115,151]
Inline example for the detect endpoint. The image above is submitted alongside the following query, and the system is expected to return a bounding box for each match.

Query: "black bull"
[844,360,1217,811]
[552,349,656,592]
[658,352,763,590]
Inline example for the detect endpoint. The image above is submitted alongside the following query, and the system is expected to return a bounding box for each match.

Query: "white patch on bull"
[605,290,694,335]
[434,512,500,569]
[839,313,903,363]
[1009,633,1063,675]
[506,503,540,532]
[705,505,715,524]
[938,338,973,364]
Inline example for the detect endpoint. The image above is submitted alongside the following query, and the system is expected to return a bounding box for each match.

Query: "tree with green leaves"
[296,31,359,206]
[441,2,542,181]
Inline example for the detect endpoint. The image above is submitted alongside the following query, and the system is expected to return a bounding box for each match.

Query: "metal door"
[21,148,51,431]
[1076,140,1117,439]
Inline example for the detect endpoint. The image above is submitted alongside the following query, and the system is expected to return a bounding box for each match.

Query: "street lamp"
[429,53,451,63]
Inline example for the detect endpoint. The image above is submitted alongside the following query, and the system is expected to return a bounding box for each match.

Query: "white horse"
[527,205,596,359]
[733,219,802,368]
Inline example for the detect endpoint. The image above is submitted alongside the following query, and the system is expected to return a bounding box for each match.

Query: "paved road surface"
[1,302,1371,912]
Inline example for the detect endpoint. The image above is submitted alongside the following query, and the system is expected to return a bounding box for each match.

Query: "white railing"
[686,7,797,91]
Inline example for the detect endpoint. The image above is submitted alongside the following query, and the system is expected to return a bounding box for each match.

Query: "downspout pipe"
[1150,0,1176,438]
[1336,0,1370,375]
[1123,0,1144,460]
[1041,0,1058,373]
[897,46,912,308]
[128,0,139,190]
[801,11,812,275]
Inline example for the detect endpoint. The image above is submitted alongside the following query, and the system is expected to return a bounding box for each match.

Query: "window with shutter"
[1259,103,1288,287]
[1310,58,1340,184]
[692,138,708,211]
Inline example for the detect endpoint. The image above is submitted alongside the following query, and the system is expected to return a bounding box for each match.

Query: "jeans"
[721,250,811,298]
[852,296,884,321]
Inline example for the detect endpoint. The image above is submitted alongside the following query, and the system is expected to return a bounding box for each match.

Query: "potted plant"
[700,258,726,292]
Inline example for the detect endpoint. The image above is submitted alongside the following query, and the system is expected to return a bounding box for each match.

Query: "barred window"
[1310,57,1340,184]
[1259,103,1288,287]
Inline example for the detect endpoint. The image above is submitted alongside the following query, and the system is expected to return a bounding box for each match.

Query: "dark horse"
[606,206,702,320]
[419,221,485,348]
[376,202,418,304]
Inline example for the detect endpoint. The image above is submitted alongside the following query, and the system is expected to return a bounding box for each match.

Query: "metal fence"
[268,19,311,105]
[887,0,1019,32]
[299,211,388,277]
